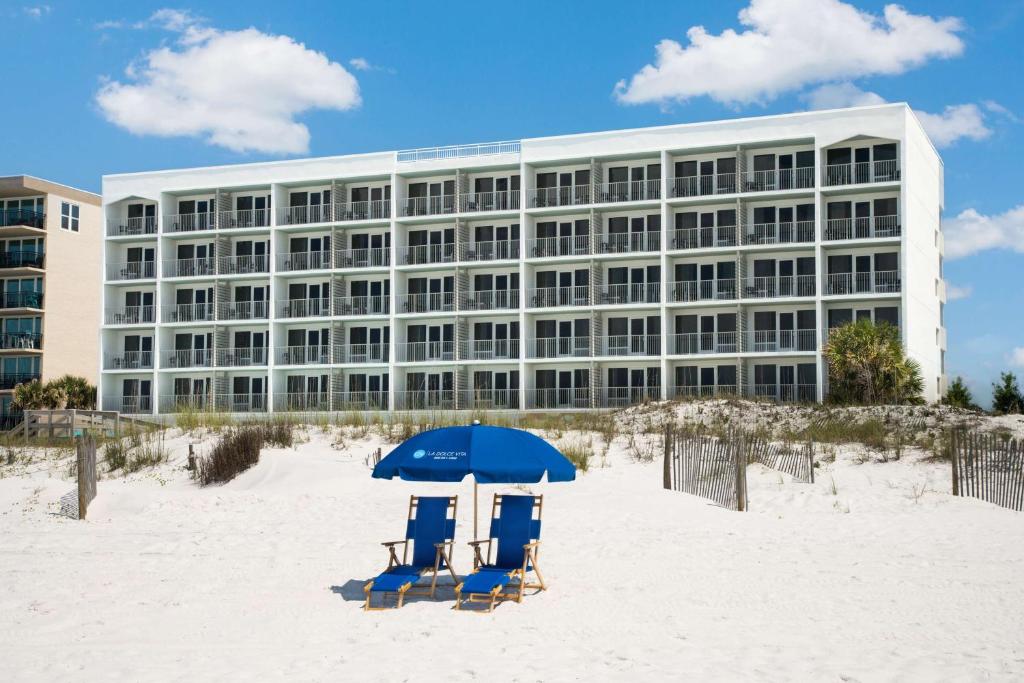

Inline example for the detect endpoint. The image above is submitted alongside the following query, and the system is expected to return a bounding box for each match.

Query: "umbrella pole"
[473,481,478,540]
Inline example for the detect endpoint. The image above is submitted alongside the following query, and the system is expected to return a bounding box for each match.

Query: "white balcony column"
[387,171,399,412]
[658,149,670,401]
[517,159,529,411]
[813,143,826,402]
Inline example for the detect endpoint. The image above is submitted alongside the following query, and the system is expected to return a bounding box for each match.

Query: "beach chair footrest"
[460,568,514,595]
[369,565,423,593]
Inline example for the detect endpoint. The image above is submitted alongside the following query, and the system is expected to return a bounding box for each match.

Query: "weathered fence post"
[734,434,748,512]
[950,430,960,497]
[187,443,196,472]
[663,425,672,490]
[76,434,97,520]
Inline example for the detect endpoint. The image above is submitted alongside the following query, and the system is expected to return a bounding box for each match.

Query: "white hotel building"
[99,104,946,415]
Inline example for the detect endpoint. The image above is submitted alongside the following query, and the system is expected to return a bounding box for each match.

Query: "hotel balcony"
[162,349,212,369]
[671,225,737,250]
[528,235,589,258]
[670,279,738,303]
[598,334,661,356]
[164,212,216,234]
[396,341,455,363]
[274,392,331,412]
[598,386,661,408]
[823,160,900,187]
[824,215,901,241]
[526,337,590,359]
[218,300,269,321]
[215,347,267,367]
[335,295,390,316]
[743,220,815,246]
[528,286,590,309]
[107,260,155,281]
[163,257,215,278]
[670,173,736,198]
[671,332,738,355]
[595,179,661,204]
[740,168,816,192]
[334,342,389,364]
[825,271,901,295]
[0,291,44,310]
[277,204,333,226]
[218,208,272,230]
[158,394,209,412]
[105,305,155,325]
[459,190,520,213]
[0,207,45,230]
[460,240,519,262]
[0,373,39,390]
[525,387,590,409]
[103,350,154,370]
[461,388,520,410]
[399,243,456,266]
[402,292,454,314]
[278,298,330,319]
[741,275,816,299]
[672,384,739,399]
[109,395,153,414]
[162,302,215,323]
[335,247,389,269]
[747,330,817,353]
[334,390,388,410]
[400,195,456,217]
[459,289,519,312]
[596,232,660,254]
[394,390,456,410]
[277,345,331,366]
[752,383,817,403]
[597,283,660,305]
[106,216,157,237]
[526,185,592,209]
[338,200,390,222]
[461,338,519,361]
[218,254,269,275]
[0,250,45,269]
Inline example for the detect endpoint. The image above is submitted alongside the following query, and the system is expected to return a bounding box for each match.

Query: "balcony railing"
[107,261,155,281]
[526,388,590,409]
[400,243,456,265]
[215,347,267,367]
[278,205,333,226]
[599,334,661,356]
[741,167,815,192]
[673,385,739,399]
[402,292,454,313]
[596,179,661,204]
[824,215,901,241]
[0,291,44,309]
[333,247,389,268]
[394,390,456,410]
[111,396,152,414]
[397,140,520,162]
[526,337,590,359]
[459,191,520,213]
[107,216,157,237]
[218,254,269,274]
[0,373,39,390]
[0,250,44,269]
[670,279,738,302]
[460,240,519,262]
[529,235,589,258]
[215,394,267,413]
[162,349,212,368]
[335,295,390,316]
[462,339,519,360]
[218,209,271,229]
[0,208,45,229]
[164,257,215,278]
[277,250,330,271]
[460,290,519,311]
[106,305,155,325]
[400,195,456,217]
[753,384,818,403]
[334,391,388,410]
[462,389,520,410]
[528,286,589,308]
[396,341,455,362]
[334,343,389,364]
[597,232,661,254]
[748,330,817,353]
[741,275,816,299]
[159,394,210,412]
[671,332,738,355]
[597,283,660,305]
[527,185,592,208]
[279,298,330,318]
[164,212,215,233]
[672,225,737,249]
[825,271,901,295]
[277,344,332,365]
[338,200,390,221]
[275,392,332,411]
[163,302,215,323]
[744,221,815,245]
[219,300,269,320]
[599,386,661,407]
[670,174,737,198]
[104,350,154,370]
[0,333,42,350]
[823,160,900,187]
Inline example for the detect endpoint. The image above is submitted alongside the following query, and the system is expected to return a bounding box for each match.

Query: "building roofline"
[0,175,101,205]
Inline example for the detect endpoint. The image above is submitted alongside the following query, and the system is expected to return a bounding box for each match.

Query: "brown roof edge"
[0,175,101,205]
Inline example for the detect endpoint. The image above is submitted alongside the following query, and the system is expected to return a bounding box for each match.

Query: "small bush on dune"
[195,427,263,486]
[560,440,592,473]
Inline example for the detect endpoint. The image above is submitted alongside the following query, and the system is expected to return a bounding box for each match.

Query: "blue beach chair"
[456,494,545,612]
[363,495,458,610]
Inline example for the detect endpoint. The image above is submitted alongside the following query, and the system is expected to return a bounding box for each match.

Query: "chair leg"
[363,581,374,611]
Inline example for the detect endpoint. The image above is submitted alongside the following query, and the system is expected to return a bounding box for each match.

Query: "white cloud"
[945,283,972,301]
[95,15,361,154]
[801,82,886,110]
[349,57,371,71]
[23,5,51,19]
[914,104,991,147]
[943,205,1024,259]
[1010,348,1024,369]
[614,0,964,106]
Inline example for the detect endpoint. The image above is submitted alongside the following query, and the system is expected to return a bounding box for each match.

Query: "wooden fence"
[76,434,97,520]
[749,438,815,483]
[951,430,1023,512]
[22,410,121,440]
[663,427,748,511]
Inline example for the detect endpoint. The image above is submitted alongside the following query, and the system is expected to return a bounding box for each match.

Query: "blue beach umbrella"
[373,422,575,537]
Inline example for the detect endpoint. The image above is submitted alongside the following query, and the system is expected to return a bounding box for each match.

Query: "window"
[61,202,80,232]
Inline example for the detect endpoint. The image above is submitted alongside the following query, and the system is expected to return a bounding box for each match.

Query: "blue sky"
[4,0,1023,405]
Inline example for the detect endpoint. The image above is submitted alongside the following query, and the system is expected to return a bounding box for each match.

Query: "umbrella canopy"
[372,424,576,484]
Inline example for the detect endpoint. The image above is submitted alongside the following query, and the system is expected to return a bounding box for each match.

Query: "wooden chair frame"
[456,494,546,613]
[364,495,458,611]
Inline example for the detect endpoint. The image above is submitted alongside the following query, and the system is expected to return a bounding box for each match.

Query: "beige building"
[0,176,102,427]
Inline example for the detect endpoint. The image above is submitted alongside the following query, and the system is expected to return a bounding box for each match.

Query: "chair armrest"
[381,539,408,547]
[433,540,455,548]
[522,541,542,550]
[466,539,491,547]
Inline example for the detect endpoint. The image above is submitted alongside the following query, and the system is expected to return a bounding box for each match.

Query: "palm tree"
[824,319,923,405]
[49,375,96,410]
[11,380,62,410]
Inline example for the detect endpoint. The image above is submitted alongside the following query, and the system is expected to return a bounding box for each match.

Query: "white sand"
[2,425,1023,681]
